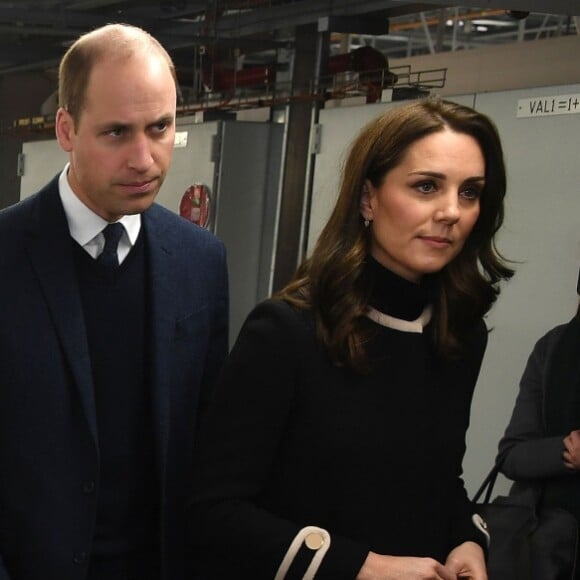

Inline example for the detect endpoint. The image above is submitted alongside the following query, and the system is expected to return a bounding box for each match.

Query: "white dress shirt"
[58,164,141,265]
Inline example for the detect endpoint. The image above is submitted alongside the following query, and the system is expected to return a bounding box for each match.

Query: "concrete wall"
[390,34,580,96]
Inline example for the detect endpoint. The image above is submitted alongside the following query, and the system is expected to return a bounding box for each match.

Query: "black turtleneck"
[365,255,431,321]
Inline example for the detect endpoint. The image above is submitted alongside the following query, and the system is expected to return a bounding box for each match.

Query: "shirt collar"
[58,163,141,246]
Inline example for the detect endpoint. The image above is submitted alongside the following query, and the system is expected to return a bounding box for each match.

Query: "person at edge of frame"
[498,265,580,578]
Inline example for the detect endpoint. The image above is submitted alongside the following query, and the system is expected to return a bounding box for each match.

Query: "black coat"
[0,177,229,580]
[190,298,488,579]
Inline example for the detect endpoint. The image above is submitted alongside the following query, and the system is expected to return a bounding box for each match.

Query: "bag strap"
[472,449,514,504]
[473,453,545,507]
[472,463,501,504]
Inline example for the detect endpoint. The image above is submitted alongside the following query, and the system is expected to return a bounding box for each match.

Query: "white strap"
[274,525,331,580]
[472,513,491,547]
[366,305,432,333]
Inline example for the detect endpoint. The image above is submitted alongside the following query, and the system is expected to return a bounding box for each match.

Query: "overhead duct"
[200,45,397,103]
[203,63,275,93]
[326,45,389,75]
[325,46,397,103]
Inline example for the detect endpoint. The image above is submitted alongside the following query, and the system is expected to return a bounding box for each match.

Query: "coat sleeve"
[451,476,490,554]
[449,321,491,553]
[188,300,369,580]
[0,555,12,579]
[498,326,571,480]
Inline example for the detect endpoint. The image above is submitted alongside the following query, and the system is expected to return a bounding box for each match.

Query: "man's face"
[56,52,176,221]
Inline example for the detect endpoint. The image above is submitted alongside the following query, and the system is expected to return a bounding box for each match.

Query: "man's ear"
[359,179,374,221]
[55,108,74,153]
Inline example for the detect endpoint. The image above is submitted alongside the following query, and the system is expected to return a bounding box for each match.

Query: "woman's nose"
[434,194,460,224]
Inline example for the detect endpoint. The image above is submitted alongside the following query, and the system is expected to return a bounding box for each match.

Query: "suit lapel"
[143,207,176,480]
[24,181,98,443]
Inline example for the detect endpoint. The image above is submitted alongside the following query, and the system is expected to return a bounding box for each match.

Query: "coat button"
[304,531,325,550]
[83,481,95,494]
[72,552,88,565]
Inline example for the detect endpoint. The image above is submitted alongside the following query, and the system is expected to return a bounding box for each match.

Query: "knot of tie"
[98,222,124,268]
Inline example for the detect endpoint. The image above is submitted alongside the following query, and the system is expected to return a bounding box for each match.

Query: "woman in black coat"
[189,97,514,580]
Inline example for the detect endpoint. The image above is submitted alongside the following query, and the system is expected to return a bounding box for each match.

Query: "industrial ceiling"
[0,1,579,107]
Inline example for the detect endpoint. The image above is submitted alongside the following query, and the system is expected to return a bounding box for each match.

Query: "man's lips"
[119,178,157,193]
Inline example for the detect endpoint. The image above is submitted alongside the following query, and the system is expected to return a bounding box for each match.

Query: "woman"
[497,269,580,577]
[189,97,514,579]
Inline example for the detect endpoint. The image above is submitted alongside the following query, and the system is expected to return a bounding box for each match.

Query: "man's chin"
[124,193,159,215]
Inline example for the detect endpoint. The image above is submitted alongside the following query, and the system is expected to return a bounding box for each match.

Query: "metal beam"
[318,14,390,35]
[418,0,580,16]
[0,0,578,78]
[203,2,439,38]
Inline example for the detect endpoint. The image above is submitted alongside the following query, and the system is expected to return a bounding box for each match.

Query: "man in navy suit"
[0,23,228,580]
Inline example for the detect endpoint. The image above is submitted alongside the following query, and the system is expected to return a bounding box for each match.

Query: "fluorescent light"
[472,19,516,27]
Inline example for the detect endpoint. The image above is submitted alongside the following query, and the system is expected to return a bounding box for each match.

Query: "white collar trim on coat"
[365,305,432,333]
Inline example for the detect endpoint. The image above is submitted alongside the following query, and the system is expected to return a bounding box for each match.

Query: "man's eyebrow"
[95,115,175,131]
[95,120,129,131]
[151,114,174,125]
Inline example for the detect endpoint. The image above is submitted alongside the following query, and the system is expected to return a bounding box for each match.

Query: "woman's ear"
[359,180,374,221]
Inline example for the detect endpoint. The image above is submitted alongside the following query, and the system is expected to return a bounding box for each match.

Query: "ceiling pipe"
[201,45,394,102]
[326,45,388,75]
[204,64,275,92]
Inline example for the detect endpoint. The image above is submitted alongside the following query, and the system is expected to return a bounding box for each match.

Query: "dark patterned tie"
[97,222,124,268]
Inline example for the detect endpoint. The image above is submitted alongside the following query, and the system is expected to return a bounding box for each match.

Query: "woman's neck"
[366,256,430,321]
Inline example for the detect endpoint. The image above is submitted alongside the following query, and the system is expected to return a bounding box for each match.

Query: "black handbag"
[473,463,579,580]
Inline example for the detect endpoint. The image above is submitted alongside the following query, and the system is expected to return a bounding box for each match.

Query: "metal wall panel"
[20,139,67,199]
[214,121,284,344]
[465,86,580,495]
[155,120,219,216]
[308,85,580,495]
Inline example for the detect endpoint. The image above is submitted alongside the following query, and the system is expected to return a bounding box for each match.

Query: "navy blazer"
[0,176,229,580]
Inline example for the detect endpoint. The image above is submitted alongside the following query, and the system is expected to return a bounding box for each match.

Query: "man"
[0,24,229,580]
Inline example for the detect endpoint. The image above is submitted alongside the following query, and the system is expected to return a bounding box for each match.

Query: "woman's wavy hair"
[576,267,580,319]
[278,96,514,372]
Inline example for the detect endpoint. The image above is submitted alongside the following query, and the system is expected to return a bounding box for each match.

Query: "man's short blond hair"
[58,23,178,126]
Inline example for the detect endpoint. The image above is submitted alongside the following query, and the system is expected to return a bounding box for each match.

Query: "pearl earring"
[364,219,370,228]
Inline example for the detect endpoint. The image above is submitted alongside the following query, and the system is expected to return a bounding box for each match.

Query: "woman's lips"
[419,235,452,248]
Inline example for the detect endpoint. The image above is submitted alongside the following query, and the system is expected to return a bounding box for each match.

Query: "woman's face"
[360,128,484,283]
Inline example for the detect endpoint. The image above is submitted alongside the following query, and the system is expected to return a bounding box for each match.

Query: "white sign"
[174,131,188,148]
[517,94,580,118]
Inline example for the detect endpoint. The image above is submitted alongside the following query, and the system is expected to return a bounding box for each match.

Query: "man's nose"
[127,134,154,171]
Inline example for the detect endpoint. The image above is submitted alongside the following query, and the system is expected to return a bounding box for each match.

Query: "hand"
[445,541,487,580]
[356,551,457,579]
[563,430,580,470]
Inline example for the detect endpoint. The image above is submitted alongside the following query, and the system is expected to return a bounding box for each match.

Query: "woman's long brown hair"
[277,96,514,372]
